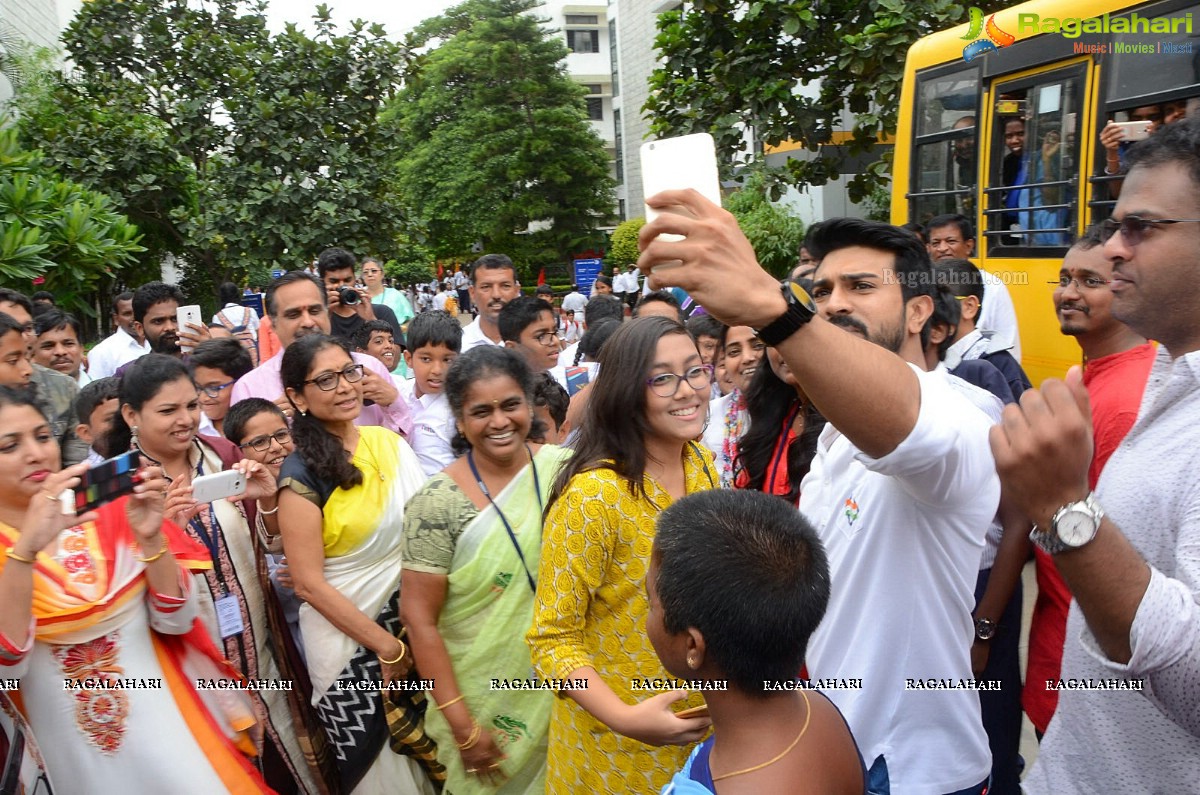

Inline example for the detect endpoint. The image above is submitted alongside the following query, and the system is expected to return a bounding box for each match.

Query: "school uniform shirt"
[799,366,996,794]
[397,380,456,477]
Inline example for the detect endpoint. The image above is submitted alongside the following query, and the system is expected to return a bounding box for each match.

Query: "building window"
[567,29,600,53]
[586,97,604,121]
[582,83,603,96]
[609,19,619,96]
[565,14,600,24]
[614,108,624,183]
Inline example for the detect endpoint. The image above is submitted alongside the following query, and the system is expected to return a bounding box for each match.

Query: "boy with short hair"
[353,319,403,375]
[498,295,560,372]
[530,372,571,444]
[400,310,462,476]
[74,376,121,464]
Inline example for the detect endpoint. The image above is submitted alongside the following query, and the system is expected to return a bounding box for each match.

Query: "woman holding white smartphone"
[96,353,319,794]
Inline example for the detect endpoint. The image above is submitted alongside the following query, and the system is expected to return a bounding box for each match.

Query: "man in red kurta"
[1023,232,1155,736]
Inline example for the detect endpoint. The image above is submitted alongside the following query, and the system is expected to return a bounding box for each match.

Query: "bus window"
[1106,4,1200,104]
[908,66,980,223]
[986,70,1084,253]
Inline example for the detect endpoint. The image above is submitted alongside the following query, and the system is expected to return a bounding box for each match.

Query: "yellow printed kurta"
[527,444,715,794]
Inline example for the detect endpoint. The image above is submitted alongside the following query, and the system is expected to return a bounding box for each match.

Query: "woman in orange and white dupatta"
[0,387,273,794]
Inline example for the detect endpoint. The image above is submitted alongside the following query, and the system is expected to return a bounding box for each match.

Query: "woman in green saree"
[400,347,570,794]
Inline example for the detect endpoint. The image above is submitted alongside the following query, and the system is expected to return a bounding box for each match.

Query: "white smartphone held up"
[191,470,247,503]
[640,133,723,260]
[176,304,203,352]
[1114,120,1152,141]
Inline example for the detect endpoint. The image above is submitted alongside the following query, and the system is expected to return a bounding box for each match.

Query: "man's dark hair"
[34,309,83,341]
[112,291,134,314]
[470,253,516,284]
[406,310,462,352]
[31,291,55,305]
[532,371,569,431]
[0,312,28,340]
[131,282,185,324]
[806,218,936,304]
[217,281,242,306]
[0,289,32,315]
[932,257,986,304]
[189,338,254,382]
[653,490,831,695]
[1071,224,1104,251]
[224,398,286,448]
[265,271,326,319]
[926,213,975,242]
[583,294,624,327]
[352,319,396,352]
[499,295,553,343]
[900,221,926,244]
[1126,114,1200,186]
[686,313,724,343]
[634,290,684,323]
[316,247,357,278]
[535,284,554,296]
[75,376,120,426]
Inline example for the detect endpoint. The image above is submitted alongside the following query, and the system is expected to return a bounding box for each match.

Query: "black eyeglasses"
[531,331,560,348]
[646,364,714,397]
[196,381,236,399]
[304,364,365,391]
[238,428,292,452]
[1099,215,1200,246]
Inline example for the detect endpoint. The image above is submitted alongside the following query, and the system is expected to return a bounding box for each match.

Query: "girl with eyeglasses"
[276,334,438,794]
[527,316,716,795]
[97,353,317,794]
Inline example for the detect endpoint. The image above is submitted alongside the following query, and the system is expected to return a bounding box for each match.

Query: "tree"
[0,128,144,315]
[14,0,412,303]
[724,169,805,278]
[607,217,644,268]
[391,0,615,268]
[646,0,993,201]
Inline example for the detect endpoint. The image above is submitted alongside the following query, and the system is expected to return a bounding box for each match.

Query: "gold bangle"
[436,694,465,711]
[137,538,170,564]
[5,547,36,565]
[379,639,407,665]
[456,722,481,751]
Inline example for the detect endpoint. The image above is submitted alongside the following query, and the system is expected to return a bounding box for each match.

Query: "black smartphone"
[74,451,143,513]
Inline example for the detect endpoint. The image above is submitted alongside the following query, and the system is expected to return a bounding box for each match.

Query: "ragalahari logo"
[962,7,1016,61]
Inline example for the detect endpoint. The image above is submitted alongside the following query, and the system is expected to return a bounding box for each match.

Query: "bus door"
[978,61,1097,384]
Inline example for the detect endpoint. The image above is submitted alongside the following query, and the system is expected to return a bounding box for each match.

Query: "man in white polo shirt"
[87,291,150,379]
[461,253,521,351]
[641,204,996,795]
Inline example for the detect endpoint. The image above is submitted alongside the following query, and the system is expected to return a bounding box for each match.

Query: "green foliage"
[14,0,412,292]
[391,0,615,265]
[646,0,1004,201]
[724,170,805,278]
[0,128,144,315]
[607,217,645,268]
[387,260,435,287]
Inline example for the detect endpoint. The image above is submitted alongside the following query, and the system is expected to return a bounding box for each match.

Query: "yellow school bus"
[891,0,1198,384]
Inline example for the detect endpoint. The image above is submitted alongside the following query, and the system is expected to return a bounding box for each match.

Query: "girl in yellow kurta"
[528,317,717,794]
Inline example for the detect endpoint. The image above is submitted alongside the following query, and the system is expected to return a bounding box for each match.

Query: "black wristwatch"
[755,281,818,346]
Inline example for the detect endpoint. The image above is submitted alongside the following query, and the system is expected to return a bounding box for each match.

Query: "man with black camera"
[317,246,405,348]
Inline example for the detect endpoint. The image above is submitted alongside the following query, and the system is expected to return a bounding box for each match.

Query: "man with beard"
[229,270,411,436]
[0,289,88,465]
[461,253,522,351]
[87,291,150,379]
[1022,228,1154,744]
[129,282,192,358]
[639,209,997,795]
[33,309,90,386]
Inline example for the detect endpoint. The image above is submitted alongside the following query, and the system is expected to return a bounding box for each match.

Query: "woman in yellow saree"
[401,347,570,793]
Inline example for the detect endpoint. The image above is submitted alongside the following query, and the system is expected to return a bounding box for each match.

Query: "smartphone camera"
[339,287,361,306]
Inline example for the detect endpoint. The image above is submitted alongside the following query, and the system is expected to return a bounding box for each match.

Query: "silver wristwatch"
[1029,494,1104,555]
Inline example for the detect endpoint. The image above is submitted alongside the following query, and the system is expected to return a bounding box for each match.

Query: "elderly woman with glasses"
[276,334,438,794]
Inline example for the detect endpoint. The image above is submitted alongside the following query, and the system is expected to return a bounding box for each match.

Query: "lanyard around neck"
[467,446,541,594]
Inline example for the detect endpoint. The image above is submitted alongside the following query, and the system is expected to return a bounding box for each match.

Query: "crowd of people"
[0,113,1198,795]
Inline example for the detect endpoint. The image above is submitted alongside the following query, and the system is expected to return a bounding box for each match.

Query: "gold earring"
[687,655,698,670]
